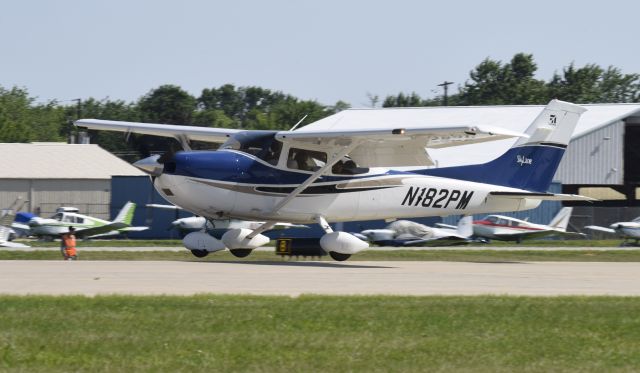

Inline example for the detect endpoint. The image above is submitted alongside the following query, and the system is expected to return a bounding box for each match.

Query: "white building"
[0,143,145,219]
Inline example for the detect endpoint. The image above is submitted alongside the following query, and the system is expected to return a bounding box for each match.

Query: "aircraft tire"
[329,252,351,261]
[191,249,209,258]
[229,249,252,258]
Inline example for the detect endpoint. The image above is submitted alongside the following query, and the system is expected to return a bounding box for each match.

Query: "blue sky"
[1,0,638,107]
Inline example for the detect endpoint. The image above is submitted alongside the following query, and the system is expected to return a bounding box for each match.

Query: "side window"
[76,217,84,224]
[332,158,369,175]
[63,215,74,223]
[486,216,497,224]
[287,148,327,171]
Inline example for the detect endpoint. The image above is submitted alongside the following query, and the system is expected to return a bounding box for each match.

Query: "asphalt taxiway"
[1,260,639,296]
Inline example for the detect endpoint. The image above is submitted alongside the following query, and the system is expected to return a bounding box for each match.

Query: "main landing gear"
[329,252,351,261]
[190,249,209,258]
[229,249,253,258]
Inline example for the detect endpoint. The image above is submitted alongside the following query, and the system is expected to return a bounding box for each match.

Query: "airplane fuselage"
[153,150,541,223]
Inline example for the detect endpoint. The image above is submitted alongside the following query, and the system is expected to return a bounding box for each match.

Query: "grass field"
[3,249,640,262]
[1,295,639,372]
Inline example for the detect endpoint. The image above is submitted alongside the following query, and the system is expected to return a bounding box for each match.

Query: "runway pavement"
[1,260,639,296]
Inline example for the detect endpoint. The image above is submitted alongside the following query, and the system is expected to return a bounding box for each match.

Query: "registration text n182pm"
[76,99,592,261]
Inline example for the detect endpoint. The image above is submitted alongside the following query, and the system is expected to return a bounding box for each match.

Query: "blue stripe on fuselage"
[414,145,565,193]
[166,150,386,185]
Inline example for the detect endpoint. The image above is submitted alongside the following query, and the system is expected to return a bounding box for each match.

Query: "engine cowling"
[183,232,226,253]
[320,232,369,255]
[221,228,270,249]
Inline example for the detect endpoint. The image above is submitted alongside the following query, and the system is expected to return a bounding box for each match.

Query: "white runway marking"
[1,260,639,296]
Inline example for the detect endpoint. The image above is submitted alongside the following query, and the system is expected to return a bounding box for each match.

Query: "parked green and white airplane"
[28,201,148,239]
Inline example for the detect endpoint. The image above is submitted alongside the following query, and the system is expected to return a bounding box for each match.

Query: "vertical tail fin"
[114,201,136,225]
[548,207,573,231]
[456,215,473,238]
[421,100,587,192]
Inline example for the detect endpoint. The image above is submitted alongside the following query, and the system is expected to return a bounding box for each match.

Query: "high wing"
[75,119,526,168]
[75,119,240,146]
[276,125,527,167]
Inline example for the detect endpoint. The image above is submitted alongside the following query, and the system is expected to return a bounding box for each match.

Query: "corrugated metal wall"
[110,176,192,239]
[554,121,624,185]
[0,179,111,219]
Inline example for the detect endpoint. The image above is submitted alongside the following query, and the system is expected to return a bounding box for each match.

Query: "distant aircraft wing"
[584,225,617,234]
[276,125,527,167]
[402,235,470,247]
[119,226,150,232]
[434,223,457,229]
[75,119,240,144]
[73,222,129,239]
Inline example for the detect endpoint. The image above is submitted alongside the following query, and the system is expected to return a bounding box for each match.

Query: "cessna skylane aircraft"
[76,99,591,261]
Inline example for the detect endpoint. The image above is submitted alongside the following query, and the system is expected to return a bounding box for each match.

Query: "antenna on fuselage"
[289,114,308,131]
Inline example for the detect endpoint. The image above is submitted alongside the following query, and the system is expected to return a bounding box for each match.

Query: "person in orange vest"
[61,226,77,260]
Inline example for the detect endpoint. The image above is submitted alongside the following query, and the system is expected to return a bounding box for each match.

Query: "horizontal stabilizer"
[489,192,596,201]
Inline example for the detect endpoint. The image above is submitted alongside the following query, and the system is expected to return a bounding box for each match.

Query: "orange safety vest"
[62,234,77,257]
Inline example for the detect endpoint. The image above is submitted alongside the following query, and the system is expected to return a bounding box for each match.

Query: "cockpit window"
[331,157,369,175]
[220,131,281,165]
[52,213,63,221]
[486,216,498,224]
[287,148,327,171]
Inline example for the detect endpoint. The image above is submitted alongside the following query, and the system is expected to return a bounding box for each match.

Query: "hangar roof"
[0,143,146,179]
[302,103,640,167]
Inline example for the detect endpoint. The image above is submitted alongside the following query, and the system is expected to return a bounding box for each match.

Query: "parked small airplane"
[584,218,640,246]
[0,207,29,248]
[28,202,148,239]
[465,207,582,243]
[357,216,473,246]
[77,99,591,260]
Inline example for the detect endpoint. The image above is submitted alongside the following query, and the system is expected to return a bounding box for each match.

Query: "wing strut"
[246,142,359,239]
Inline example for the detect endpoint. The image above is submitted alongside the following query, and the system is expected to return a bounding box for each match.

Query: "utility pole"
[437,81,454,106]
[70,98,83,143]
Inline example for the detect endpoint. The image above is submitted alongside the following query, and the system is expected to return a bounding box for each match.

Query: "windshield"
[220,131,281,165]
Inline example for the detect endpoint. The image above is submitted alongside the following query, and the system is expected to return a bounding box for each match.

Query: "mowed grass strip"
[2,249,640,261]
[1,295,640,372]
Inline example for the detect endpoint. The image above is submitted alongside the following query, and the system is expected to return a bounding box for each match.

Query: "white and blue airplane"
[76,99,591,261]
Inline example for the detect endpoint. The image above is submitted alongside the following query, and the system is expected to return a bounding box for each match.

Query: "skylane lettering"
[401,186,474,210]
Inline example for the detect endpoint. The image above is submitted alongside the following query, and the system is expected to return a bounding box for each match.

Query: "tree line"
[383,53,640,107]
[0,53,638,159]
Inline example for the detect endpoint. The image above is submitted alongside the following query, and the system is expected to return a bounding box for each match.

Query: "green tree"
[138,85,197,124]
[458,53,547,105]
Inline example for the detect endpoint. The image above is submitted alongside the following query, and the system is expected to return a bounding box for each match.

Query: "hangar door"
[624,123,640,184]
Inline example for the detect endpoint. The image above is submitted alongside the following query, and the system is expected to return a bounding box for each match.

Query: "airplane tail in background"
[456,215,473,238]
[113,201,136,225]
[420,100,587,193]
[548,207,573,231]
